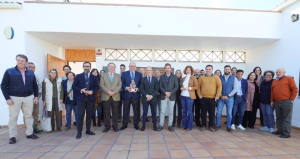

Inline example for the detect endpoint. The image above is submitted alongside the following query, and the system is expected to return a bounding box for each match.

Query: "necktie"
[110,74,113,83]
[148,77,151,86]
[131,72,134,80]
[85,73,89,90]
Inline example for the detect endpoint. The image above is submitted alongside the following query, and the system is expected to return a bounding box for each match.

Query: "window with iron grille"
[105,49,127,61]
[202,51,223,62]
[179,50,200,62]
[225,52,246,63]
[154,50,176,61]
[130,49,152,61]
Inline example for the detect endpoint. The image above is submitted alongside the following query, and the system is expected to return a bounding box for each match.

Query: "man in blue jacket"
[215,65,238,132]
[72,62,99,139]
[1,54,39,144]
[231,69,248,131]
[120,62,142,130]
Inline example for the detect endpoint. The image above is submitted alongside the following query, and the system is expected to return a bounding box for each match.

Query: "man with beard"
[215,65,238,132]
[73,62,99,139]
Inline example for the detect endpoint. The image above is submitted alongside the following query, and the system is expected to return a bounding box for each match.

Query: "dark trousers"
[259,108,264,125]
[142,101,157,126]
[103,97,119,129]
[193,98,201,126]
[201,97,216,127]
[275,100,293,135]
[77,96,94,133]
[173,97,182,126]
[242,109,258,128]
[123,94,140,127]
[48,98,62,129]
[118,98,123,120]
[92,102,103,124]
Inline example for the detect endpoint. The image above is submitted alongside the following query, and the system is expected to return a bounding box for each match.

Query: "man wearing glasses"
[73,62,99,139]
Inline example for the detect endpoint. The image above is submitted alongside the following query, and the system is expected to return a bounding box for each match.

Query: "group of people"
[1,54,298,144]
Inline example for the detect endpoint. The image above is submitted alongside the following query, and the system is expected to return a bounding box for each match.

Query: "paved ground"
[1,118,300,159]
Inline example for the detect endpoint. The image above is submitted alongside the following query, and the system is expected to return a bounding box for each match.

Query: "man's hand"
[165,92,171,98]
[271,102,274,107]
[6,99,13,106]
[215,97,219,101]
[108,91,113,96]
[220,95,225,100]
[132,88,139,93]
[81,88,87,94]
[33,98,39,104]
[87,90,93,95]
[43,101,46,107]
[59,99,63,104]
[127,87,132,92]
[146,95,152,101]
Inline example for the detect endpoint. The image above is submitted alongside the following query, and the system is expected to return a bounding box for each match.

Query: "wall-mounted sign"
[4,26,14,39]
[96,48,102,58]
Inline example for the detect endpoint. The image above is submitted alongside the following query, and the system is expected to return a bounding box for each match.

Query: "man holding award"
[120,62,142,130]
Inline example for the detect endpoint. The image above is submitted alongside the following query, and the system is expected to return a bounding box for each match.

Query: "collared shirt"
[18,67,26,85]
[276,75,285,81]
[147,76,152,84]
[130,71,135,80]
[236,78,243,95]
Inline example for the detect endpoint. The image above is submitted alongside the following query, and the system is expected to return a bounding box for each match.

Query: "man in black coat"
[140,67,159,131]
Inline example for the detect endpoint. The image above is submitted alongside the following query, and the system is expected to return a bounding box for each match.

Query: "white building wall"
[246,1,300,127]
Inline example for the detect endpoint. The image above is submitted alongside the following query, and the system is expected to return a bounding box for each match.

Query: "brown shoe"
[214,126,219,131]
[227,127,231,132]
[180,127,186,130]
[57,127,62,131]
[9,137,16,144]
[186,129,191,131]
[26,134,38,139]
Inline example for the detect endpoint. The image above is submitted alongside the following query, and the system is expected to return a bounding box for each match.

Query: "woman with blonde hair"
[42,68,64,131]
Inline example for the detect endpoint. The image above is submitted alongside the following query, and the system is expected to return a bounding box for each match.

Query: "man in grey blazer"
[157,63,179,132]
[100,62,122,133]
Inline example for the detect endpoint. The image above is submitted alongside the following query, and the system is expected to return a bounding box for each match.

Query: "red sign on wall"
[96,49,102,58]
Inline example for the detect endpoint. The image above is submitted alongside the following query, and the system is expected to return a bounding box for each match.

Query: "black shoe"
[135,126,140,130]
[74,122,76,126]
[146,119,149,122]
[9,137,16,144]
[103,128,110,133]
[141,126,145,131]
[272,131,283,135]
[227,127,231,132]
[168,126,174,132]
[129,119,132,123]
[120,125,127,130]
[153,126,157,131]
[76,133,81,139]
[157,126,163,131]
[279,134,291,138]
[113,128,119,132]
[86,130,95,135]
[26,134,39,139]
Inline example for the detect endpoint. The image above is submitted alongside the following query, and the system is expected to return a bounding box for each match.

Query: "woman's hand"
[43,101,46,107]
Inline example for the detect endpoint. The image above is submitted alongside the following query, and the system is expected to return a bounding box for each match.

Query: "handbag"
[40,106,52,132]
[63,88,73,104]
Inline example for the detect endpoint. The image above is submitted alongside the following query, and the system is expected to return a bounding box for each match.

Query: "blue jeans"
[142,101,157,126]
[231,96,245,125]
[216,97,234,127]
[65,104,78,127]
[260,103,275,128]
[180,96,194,130]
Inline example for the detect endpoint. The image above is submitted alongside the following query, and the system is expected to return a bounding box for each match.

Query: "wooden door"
[47,54,67,117]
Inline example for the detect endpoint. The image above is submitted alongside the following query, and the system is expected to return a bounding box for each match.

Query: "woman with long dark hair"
[242,72,260,129]
[214,69,222,77]
[253,66,264,126]
[91,68,102,127]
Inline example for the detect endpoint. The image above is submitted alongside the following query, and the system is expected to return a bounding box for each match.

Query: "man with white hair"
[271,68,298,138]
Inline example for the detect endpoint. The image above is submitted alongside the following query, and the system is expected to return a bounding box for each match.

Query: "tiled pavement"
[1,118,300,159]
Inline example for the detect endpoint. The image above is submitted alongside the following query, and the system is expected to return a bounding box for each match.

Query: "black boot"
[92,120,96,127]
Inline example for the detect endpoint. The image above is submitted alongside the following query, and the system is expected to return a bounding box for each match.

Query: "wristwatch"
[228,94,231,97]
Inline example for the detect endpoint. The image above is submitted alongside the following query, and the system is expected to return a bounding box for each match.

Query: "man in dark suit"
[157,63,179,132]
[100,62,122,133]
[72,62,99,139]
[140,67,159,131]
[120,62,142,130]
[193,69,202,127]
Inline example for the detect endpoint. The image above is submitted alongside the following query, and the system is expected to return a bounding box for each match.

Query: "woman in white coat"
[42,68,64,131]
